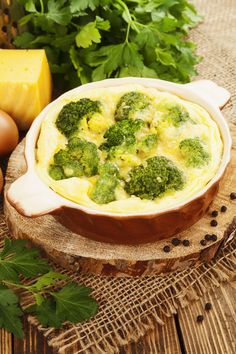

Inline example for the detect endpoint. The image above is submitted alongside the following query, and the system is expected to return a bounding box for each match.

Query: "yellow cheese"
[0,49,52,130]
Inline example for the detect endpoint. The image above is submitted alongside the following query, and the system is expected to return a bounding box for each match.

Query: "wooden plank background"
[1,278,235,353]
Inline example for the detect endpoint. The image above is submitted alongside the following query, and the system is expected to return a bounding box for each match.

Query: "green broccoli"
[56,98,101,137]
[106,143,135,161]
[48,165,65,181]
[107,134,158,163]
[115,91,150,121]
[179,137,210,167]
[138,134,158,153]
[125,156,184,200]
[63,161,84,178]
[100,119,144,151]
[48,138,99,180]
[165,105,190,127]
[90,163,120,204]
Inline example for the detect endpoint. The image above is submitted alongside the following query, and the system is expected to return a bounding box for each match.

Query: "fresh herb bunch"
[0,238,98,338]
[15,0,202,90]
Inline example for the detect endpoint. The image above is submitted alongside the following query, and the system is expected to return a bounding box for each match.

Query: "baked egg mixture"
[36,84,223,214]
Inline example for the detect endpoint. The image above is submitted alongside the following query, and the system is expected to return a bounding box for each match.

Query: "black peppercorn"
[220,205,227,212]
[205,302,212,311]
[182,239,190,247]
[210,234,217,242]
[211,210,218,217]
[200,239,207,246]
[171,238,180,246]
[3,8,9,15]
[204,234,212,241]
[163,245,171,253]
[210,219,218,227]
[197,315,204,322]
[230,192,236,200]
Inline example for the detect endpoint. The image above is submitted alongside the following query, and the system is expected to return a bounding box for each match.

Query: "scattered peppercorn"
[211,210,218,217]
[200,239,207,246]
[205,234,212,241]
[220,205,227,212]
[196,315,204,322]
[205,302,212,311]
[171,238,181,246]
[182,239,190,247]
[3,8,9,15]
[163,245,171,253]
[1,26,7,33]
[210,219,218,227]
[210,234,217,242]
[230,192,236,200]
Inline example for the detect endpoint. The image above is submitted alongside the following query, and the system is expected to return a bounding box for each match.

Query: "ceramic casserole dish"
[7,78,231,244]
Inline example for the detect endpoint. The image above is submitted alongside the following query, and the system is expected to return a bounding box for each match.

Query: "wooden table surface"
[0,278,235,354]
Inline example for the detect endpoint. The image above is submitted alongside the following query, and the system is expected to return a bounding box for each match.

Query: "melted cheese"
[36,84,223,214]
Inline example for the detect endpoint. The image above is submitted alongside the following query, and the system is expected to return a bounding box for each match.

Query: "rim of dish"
[25,77,232,218]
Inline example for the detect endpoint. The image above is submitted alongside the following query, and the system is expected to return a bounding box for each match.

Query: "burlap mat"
[1,1,236,353]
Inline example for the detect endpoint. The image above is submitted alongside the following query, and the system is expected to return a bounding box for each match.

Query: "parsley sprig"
[0,238,98,338]
[15,0,202,90]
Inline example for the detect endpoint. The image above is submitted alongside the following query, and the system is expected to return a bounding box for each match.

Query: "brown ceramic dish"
[7,78,231,244]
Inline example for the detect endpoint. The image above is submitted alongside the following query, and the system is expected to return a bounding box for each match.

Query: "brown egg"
[0,167,3,193]
[0,110,19,156]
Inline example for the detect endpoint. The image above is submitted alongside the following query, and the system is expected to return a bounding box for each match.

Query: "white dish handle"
[185,80,230,109]
[7,172,62,217]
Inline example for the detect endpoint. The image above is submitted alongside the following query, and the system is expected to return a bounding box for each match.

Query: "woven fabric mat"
[1,1,236,353]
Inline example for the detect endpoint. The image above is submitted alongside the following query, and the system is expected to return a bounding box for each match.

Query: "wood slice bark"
[3,125,236,277]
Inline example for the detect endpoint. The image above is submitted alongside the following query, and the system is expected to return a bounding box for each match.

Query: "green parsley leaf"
[155,47,177,68]
[70,0,100,12]
[76,22,101,48]
[47,0,72,25]
[0,239,98,335]
[24,0,37,13]
[27,283,98,328]
[0,285,23,338]
[15,0,202,88]
[13,32,35,48]
[0,239,50,282]
[33,299,62,328]
[29,271,67,291]
[52,283,98,323]
[95,16,110,31]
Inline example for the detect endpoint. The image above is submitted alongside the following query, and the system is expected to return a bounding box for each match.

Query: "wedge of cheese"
[0,49,52,130]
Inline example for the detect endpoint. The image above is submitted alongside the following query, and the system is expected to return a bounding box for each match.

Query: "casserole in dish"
[7,78,231,244]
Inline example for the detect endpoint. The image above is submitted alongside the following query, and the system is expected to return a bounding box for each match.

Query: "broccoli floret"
[165,105,190,127]
[49,138,100,180]
[179,137,210,167]
[107,143,136,161]
[54,149,71,165]
[63,161,84,178]
[115,91,150,121]
[90,163,120,204]
[125,156,184,200]
[138,134,158,153]
[56,98,101,137]
[48,165,65,180]
[80,140,100,176]
[100,119,144,151]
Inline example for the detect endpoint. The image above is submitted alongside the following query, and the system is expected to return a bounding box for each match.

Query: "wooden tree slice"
[4,125,236,277]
